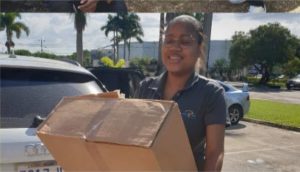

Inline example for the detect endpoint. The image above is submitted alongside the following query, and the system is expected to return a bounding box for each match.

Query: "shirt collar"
[149,71,200,97]
[149,71,167,98]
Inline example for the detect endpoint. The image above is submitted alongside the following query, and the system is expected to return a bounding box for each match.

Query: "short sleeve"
[204,84,227,126]
[133,78,154,99]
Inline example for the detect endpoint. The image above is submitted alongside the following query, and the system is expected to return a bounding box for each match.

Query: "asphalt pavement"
[223,121,300,172]
[249,89,300,104]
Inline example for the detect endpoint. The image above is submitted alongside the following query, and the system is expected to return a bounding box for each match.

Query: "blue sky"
[0,13,299,55]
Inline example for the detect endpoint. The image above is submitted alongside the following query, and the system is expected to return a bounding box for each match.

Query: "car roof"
[0,54,90,75]
[217,80,240,91]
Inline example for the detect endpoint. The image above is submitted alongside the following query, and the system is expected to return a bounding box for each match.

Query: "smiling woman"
[135,15,226,171]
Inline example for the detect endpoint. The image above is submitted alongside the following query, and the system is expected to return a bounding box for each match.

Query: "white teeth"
[169,55,181,60]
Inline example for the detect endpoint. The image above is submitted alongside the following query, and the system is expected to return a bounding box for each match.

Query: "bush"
[14,49,32,56]
[129,57,158,76]
[100,56,125,68]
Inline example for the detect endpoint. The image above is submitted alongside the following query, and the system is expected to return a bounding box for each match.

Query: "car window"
[219,83,229,92]
[0,67,103,128]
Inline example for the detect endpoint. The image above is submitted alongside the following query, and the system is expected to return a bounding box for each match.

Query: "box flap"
[38,97,174,148]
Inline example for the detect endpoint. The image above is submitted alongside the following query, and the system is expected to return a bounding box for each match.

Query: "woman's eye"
[165,39,174,44]
[181,39,193,46]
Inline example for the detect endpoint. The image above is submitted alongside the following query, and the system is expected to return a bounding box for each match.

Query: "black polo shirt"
[134,72,226,170]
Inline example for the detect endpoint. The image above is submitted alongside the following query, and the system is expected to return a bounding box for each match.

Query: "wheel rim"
[229,107,240,123]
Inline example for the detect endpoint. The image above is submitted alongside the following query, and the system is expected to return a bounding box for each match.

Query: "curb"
[242,118,300,132]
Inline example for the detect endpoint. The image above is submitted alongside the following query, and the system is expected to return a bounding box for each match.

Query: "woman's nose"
[169,40,182,50]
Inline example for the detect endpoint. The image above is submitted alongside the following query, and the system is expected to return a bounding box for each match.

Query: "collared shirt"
[134,72,226,170]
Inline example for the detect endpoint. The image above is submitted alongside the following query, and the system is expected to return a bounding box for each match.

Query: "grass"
[247,76,288,89]
[247,99,300,128]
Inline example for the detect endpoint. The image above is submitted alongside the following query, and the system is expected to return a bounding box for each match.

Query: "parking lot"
[250,89,300,104]
[223,121,300,172]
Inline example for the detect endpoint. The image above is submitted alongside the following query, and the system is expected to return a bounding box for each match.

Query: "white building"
[208,40,232,69]
[118,41,159,60]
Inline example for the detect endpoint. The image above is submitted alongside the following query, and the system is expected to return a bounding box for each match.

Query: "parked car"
[0,54,106,172]
[218,81,250,125]
[286,74,300,90]
[87,66,145,98]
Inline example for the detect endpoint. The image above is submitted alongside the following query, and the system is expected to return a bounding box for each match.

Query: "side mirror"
[242,83,249,92]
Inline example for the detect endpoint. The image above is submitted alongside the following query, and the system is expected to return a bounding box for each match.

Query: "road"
[223,121,300,172]
[250,90,300,104]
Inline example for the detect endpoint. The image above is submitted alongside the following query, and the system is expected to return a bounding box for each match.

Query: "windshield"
[0,67,103,128]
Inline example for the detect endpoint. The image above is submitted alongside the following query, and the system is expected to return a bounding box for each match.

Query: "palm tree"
[157,13,165,75]
[0,13,29,54]
[101,14,122,63]
[72,12,87,66]
[203,13,213,76]
[101,13,144,63]
[119,13,144,62]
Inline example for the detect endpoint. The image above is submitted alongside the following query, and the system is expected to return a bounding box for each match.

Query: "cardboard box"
[37,95,197,171]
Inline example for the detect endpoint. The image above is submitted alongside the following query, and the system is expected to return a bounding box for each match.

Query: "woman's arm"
[204,124,225,172]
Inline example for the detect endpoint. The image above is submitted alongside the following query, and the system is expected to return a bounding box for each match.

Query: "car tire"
[228,105,243,125]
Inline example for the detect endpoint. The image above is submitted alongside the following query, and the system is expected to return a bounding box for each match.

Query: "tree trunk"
[203,13,213,77]
[6,31,14,54]
[259,64,270,85]
[113,30,116,63]
[76,28,83,65]
[128,39,131,62]
[157,13,165,76]
[116,38,119,61]
[166,13,178,24]
[5,41,11,54]
[123,40,126,61]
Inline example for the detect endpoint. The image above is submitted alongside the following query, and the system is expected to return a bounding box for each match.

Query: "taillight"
[247,95,250,101]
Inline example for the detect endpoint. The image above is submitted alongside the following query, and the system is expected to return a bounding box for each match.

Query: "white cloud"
[211,13,300,40]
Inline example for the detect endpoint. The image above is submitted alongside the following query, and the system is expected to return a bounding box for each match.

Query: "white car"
[0,54,105,172]
[218,81,250,125]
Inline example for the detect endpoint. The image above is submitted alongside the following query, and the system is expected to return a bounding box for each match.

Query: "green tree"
[211,58,230,80]
[229,31,251,69]
[100,56,125,68]
[101,14,122,63]
[72,12,87,65]
[14,49,32,56]
[68,50,91,67]
[0,13,29,54]
[283,57,300,77]
[229,23,299,84]
[101,13,144,63]
[33,51,58,59]
[118,13,144,62]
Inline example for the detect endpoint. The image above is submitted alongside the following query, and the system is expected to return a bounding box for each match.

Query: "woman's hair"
[166,15,204,45]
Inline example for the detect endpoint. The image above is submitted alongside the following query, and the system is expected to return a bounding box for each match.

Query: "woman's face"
[162,21,201,75]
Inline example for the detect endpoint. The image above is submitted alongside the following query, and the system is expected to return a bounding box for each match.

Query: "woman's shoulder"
[196,74,224,93]
[140,76,158,86]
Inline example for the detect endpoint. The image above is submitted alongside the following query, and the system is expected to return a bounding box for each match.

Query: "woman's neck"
[163,71,194,100]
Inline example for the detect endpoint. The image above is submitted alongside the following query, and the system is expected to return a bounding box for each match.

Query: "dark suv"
[286,74,300,90]
[88,66,145,98]
[0,54,105,172]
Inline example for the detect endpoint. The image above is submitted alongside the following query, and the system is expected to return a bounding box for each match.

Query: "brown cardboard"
[37,95,197,171]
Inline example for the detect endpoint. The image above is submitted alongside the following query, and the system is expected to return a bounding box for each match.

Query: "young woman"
[135,15,226,171]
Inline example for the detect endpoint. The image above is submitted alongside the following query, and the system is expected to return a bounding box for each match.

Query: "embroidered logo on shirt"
[182,109,196,119]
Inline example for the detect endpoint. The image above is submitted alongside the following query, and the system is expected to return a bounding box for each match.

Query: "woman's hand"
[78,0,98,12]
